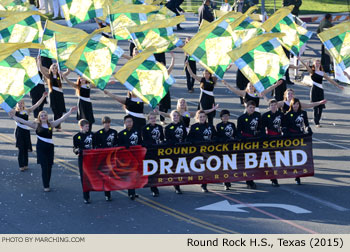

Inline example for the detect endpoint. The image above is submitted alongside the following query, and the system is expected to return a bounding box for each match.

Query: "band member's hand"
[70,106,78,113]
[319,99,327,105]
[8,109,15,118]
[43,92,48,98]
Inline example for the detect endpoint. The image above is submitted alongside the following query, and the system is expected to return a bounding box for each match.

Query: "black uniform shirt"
[118,128,141,147]
[188,122,216,143]
[142,124,164,146]
[94,128,118,148]
[216,121,236,141]
[237,111,262,138]
[165,122,187,144]
[261,110,284,136]
[73,131,93,156]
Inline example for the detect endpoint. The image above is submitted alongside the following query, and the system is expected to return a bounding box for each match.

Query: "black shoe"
[105,196,112,201]
[295,177,301,185]
[246,181,257,189]
[224,185,230,191]
[175,189,183,194]
[129,194,136,200]
[83,199,91,204]
[152,192,159,197]
[287,81,294,85]
[177,26,184,31]
[201,188,209,193]
[271,179,280,187]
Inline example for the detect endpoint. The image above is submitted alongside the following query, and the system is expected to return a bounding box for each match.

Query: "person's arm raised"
[103,90,126,105]
[62,69,79,89]
[27,92,48,113]
[167,51,175,75]
[298,57,313,75]
[221,79,246,97]
[260,79,283,96]
[8,110,37,129]
[50,106,78,128]
[36,56,50,79]
[185,61,202,82]
[324,73,344,90]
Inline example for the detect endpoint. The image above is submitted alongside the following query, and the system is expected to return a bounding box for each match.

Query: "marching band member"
[237,100,262,189]
[164,110,188,194]
[9,107,78,192]
[73,119,94,204]
[283,98,312,185]
[142,112,164,197]
[261,99,285,187]
[187,110,216,192]
[118,115,142,200]
[14,93,47,172]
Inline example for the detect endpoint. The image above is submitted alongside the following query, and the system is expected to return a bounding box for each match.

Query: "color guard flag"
[115,47,175,109]
[228,33,290,93]
[0,42,44,112]
[0,11,44,43]
[128,15,184,53]
[106,3,160,40]
[40,20,87,70]
[262,6,313,57]
[65,27,124,90]
[318,21,350,72]
[59,0,107,27]
[0,0,32,11]
[182,12,238,80]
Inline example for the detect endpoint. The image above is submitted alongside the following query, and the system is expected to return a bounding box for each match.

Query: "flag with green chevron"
[59,0,107,27]
[128,15,184,53]
[0,42,44,112]
[40,20,87,70]
[0,0,33,11]
[115,47,175,109]
[262,6,313,57]
[229,7,264,49]
[0,11,44,43]
[182,12,239,80]
[228,33,289,93]
[146,6,175,22]
[318,21,350,72]
[106,3,160,40]
[65,28,124,90]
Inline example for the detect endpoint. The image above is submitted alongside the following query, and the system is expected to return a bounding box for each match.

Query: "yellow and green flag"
[0,11,44,43]
[0,0,33,11]
[128,15,184,53]
[40,20,87,70]
[0,42,44,112]
[65,28,124,90]
[318,21,350,72]
[115,47,174,108]
[106,3,160,40]
[228,33,290,92]
[182,12,238,80]
[59,0,107,27]
[262,6,313,57]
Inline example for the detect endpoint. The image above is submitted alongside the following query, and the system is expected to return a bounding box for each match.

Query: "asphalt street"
[0,13,349,234]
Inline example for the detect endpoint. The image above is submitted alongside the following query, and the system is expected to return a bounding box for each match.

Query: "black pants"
[150,186,159,194]
[185,60,196,90]
[313,107,323,125]
[128,189,136,196]
[78,155,90,200]
[41,163,52,188]
[33,102,45,119]
[159,108,168,122]
[321,45,331,73]
[18,147,28,168]
[53,111,63,129]
[207,113,214,125]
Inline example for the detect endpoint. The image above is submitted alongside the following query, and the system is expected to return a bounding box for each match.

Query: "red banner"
[83,135,314,192]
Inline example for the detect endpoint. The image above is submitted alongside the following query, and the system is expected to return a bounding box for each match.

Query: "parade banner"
[82,135,314,192]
